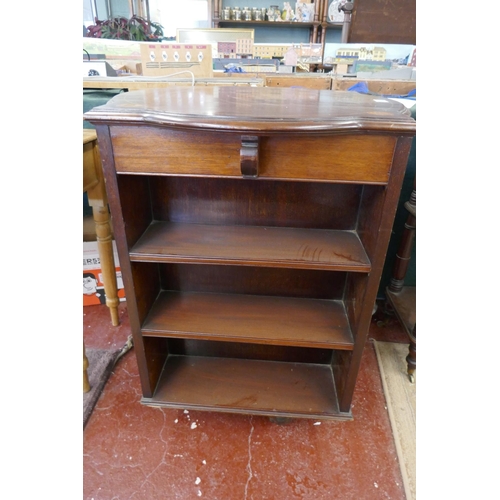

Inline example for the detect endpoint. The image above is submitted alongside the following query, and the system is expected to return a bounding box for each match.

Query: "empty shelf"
[144,355,352,420]
[130,221,371,272]
[142,291,354,350]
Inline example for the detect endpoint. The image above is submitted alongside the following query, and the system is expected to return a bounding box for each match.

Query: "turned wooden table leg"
[83,339,90,393]
[385,178,416,382]
[92,205,120,326]
[407,324,416,383]
[388,188,416,294]
[85,129,120,327]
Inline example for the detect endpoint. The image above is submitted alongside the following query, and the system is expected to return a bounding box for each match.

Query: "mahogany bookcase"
[84,86,415,420]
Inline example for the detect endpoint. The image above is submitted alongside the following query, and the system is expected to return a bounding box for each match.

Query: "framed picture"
[328,0,347,24]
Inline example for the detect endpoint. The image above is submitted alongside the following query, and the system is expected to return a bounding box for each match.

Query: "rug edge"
[373,340,415,500]
[83,349,120,428]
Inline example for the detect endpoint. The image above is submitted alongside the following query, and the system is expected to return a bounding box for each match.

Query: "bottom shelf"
[143,355,352,420]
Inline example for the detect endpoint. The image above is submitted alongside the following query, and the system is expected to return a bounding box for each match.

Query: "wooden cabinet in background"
[84,86,415,420]
[348,0,416,44]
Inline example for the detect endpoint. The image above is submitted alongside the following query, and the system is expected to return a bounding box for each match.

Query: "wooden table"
[385,178,416,381]
[83,76,265,90]
[83,129,120,392]
[84,87,415,419]
[83,129,119,326]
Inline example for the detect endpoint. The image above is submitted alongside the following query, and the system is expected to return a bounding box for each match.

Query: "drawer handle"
[240,135,259,178]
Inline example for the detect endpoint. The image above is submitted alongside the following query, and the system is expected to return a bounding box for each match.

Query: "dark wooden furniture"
[348,0,416,44]
[84,86,415,420]
[385,179,416,382]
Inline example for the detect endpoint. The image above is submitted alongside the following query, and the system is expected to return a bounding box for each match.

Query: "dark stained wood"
[109,126,395,183]
[130,221,371,271]
[258,134,395,183]
[146,355,351,420]
[130,262,161,325]
[93,124,159,397]
[386,287,416,335]
[331,350,352,404]
[407,325,416,378]
[344,273,369,338]
[348,184,395,335]
[85,87,415,419]
[357,185,386,262]
[389,180,416,293]
[167,338,333,364]
[142,291,354,350]
[150,177,362,229]
[339,136,414,412]
[348,0,416,45]
[240,135,259,177]
[116,174,153,248]
[142,337,170,399]
[159,264,347,300]
[112,126,241,177]
[385,178,416,379]
[84,87,416,135]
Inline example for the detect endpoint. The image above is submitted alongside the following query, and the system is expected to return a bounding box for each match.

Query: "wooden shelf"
[144,355,352,420]
[130,221,371,272]
[142,291,354,349]
[216,20,344,29]
[217,20,319,28]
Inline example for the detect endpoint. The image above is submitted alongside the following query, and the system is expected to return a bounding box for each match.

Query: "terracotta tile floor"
[83,300,411,500]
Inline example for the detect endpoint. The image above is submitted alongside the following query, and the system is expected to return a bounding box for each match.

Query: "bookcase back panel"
[150,176,362,229]
[159,263,347,299]
[167,338,334,364]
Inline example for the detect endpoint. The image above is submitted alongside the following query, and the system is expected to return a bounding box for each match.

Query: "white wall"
[149,0,210,37]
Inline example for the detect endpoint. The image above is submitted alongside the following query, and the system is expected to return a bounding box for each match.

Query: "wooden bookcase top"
[84,86,416,135]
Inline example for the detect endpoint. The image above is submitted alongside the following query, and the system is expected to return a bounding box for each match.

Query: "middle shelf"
[130,221,371,272]
[141,290,354,349]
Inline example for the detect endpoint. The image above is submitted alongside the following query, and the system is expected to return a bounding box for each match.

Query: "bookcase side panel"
[339,136,414,412]
[94,126,159,397]
[116,174,154,248]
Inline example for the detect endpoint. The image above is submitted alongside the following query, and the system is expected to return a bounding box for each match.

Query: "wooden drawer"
[260,134,394,183]
[110,126,395,184]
